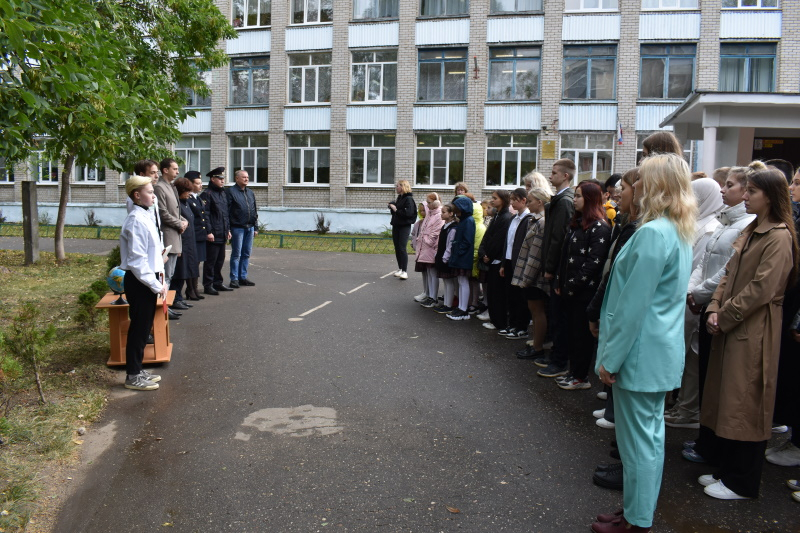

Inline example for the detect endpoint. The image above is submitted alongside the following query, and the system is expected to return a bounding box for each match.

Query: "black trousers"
[695,426,767,498]
[605,386,615,422]
[487,263,510,329]
[124,271,157,377]
[508,284,531,332]
[392,225,411,271]
[697,305,712,407]
[204,242,225,288]
[566,296,595,380]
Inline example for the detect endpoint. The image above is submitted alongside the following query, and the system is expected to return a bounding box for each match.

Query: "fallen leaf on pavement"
[446,506,460,514]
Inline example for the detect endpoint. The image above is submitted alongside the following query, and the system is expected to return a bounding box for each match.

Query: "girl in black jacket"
[389,180,417,279]
[477,189,514,330]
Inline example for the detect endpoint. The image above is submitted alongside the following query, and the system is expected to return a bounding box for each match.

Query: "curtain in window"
[749,57,773,92]
[719,57,745,91]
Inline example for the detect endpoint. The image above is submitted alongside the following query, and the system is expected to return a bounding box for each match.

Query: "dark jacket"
[586,218,640,322]
[187,194,211,241]
[542,187,575,276]
[435,222,458,273]
[174,199,198,279]
[389,192,417,227]
[200,181,229,243]
[503,211,533,270]
[448,197,476,271]
[556,217,612,301]
[478,206,514,262]
[226,185,258,228]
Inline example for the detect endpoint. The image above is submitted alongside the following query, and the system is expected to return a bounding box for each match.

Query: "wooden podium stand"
[96,291,174,367]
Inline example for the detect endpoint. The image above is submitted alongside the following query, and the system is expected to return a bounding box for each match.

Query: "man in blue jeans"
[226,169,258,288]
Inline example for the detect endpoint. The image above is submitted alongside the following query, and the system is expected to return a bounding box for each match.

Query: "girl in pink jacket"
[415,193,445,307]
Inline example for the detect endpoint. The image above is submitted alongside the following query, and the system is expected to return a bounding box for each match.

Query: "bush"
[84,209,102,226]
[0,302,56,404]
[90,279,108,298]
[0,208,7,224]
[75,291,101,327]
[257,220,268,233]
[106,245,121,272]
[314,213,330,235]
[38,212,52,226]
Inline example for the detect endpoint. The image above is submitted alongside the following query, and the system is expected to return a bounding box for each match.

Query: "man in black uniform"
[184,171,210,300]
[200,167,233,294]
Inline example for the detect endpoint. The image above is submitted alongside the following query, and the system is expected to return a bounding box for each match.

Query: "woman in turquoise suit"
[591,153,697,533]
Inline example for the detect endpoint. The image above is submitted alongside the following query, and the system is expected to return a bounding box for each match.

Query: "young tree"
[0,0,236,262]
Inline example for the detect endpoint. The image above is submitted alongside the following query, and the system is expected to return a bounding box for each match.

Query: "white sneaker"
[393,269,402,277]
[766,440,793,456]
[786,479,800,491]
[596,391,608,401]
[766,442,800,466]
[773,424,790,433]
[793,491,800,503]
[477,311,490,321]
[482,321,496,330]
[704,480,750,500]
[593,408,606,419]
[596,418,615,429]
[398,271,408,280]
[698,474,718,487]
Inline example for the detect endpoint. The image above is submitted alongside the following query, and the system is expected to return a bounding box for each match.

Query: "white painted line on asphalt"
[347,283,371,294]
[380,271,396,279]
[295,279,316,287]
[339,292,346,296]
[288,317,303,322]
[298,300,332,317]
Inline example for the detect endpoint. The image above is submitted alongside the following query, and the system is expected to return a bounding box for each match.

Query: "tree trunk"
[55,152,75,263]
[33,359,46,404]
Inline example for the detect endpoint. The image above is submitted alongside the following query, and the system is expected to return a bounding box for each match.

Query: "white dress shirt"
[505,208,530,260]
[120,205,165,294]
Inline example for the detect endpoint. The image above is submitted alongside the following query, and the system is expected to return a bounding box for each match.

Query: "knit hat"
[125,175,153,198]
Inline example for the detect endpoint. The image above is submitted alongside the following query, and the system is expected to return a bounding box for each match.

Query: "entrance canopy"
[660,91,800,175]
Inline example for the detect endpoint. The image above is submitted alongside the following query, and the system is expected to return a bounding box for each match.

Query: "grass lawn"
[0,250,113,531]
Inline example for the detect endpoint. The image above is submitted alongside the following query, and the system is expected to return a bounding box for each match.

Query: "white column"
[702,126,717,177]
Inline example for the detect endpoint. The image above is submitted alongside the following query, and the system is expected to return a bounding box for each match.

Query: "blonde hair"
[125,175,153,199]
[638,153,697,243]
[396,179,412,194]
[528,187,551,204]
[523,171,555,194]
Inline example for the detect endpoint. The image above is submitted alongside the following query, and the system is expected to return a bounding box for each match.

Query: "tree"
[0,302,56,404]
[0,0,237,262]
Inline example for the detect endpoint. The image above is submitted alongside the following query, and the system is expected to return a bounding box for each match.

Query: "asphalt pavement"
[31,244,799,532]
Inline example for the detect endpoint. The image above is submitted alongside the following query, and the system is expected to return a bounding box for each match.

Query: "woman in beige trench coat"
[698,163,798,500]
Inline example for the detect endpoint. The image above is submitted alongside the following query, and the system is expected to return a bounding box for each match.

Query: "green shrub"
[106,245,121,271]
[90,279,108,298]
[0,302,56,404]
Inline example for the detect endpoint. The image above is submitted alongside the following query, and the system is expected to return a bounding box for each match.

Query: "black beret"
[184,171,202,180]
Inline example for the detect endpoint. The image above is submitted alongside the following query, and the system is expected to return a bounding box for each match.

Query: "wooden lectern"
[96,291,174,366]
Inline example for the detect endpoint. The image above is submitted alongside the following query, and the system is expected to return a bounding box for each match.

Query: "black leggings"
[124,271,157,376]
[392,225,411,271]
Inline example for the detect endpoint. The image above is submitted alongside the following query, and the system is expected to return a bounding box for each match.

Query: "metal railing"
[0,223,403,254]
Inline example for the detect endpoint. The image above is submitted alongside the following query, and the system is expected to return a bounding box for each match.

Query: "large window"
[176,136,211,179]
[565,0,618,11]
[232,0,271,27]
[415,134,465,186]
[721,0,777,8]
[491,0,542,12]
[642,0,697,7]
[75,166,105,182]
[636,133,692,166]
[32,152,59,183]
[418,49,467,102]
[350,134,396,185]
[351,51,397,102]
[640,45,695,100]
[719,43,775,93]
[486,134,537,187]
[420,0,469,16]
[563,46,616,100]
[231,57,269,106]
[0,158,13,183]
[230,135,269,185]
[559,134,613,183]
[289,53,331,104]
[185,70,212,107]
[288,134,330,184]
[353,0,399,19]
[488,48,540,101]
[291,0,332,24]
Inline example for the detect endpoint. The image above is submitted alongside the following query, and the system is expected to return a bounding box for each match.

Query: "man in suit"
[154,158,188,315]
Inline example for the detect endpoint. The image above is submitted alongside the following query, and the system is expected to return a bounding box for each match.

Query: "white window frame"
[351,50,398,103]
[287,134,330,185]
[641,0,698,9]
[636,132,694,168]
[74,166,105,183]
[490,0,543,13]
[485,134,538,188]
[288,53,332,105]
[564,0,618,12]
[175,136,212,181]
[721,0,778,8]
[230,135,269,186]
[353,0,399,19]
[349,134,396,186]
[414,134,465,187]
[291,0,332,24]
[559,134,615,184]
[31,151,60,184]
[419,0,469,17]
[232,0,272,28]
[0,158,14,183]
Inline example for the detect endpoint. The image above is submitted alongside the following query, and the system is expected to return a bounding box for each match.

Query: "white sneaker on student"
[414,292,428,302]
[593,408,606,419]
[398,271,408,280]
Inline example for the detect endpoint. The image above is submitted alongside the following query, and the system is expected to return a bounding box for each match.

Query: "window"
[719,43,775,92]
[563,46,616,100]
[185,70,212,107]
[0,158,13,182]
[418,49,467,102]
[350,134,395,185]
[291,0,332,24]
[486,134,537,187]
[231,57,269,106]
[488,48,540,101]
[289,53,331,104]
[636,133,693,166]
[232,0,271,27]
[721,0,777,8]
[642,0,697,8]
[565,0,618,11]
[75,166,105,182]
[353,0,399,19]
[287,134,330,184]
[415,134,465,186]
[176,136,211,179]
[420,0,469,16]
[640,45,695,99]
[351,51,398,102]
[491,0,543,12]
[559,134,614,183]
[230,135,269,184]
[32,152,59,183]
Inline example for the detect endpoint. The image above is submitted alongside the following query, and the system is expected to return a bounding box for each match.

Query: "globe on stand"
[107,267,127,305]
